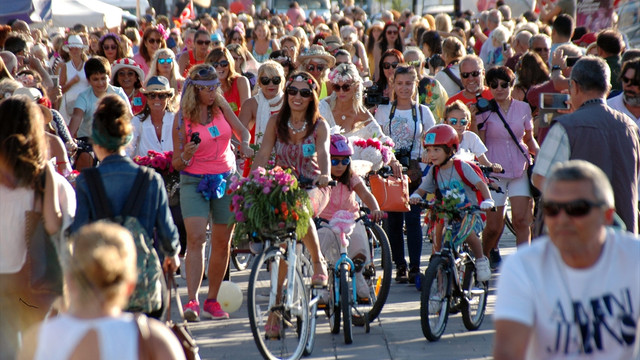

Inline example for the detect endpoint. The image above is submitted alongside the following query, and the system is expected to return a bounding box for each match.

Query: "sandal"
[312,260,329,287]
[264,313,281,340]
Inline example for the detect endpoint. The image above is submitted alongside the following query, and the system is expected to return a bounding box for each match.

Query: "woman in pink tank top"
[171,64,253,322]
[251,71,331,338]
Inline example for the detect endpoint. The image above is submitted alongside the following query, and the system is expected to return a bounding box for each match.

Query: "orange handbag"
[369,174,411,212]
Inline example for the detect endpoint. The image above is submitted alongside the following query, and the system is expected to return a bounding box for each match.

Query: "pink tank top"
[275,121,320,179]
[184,109,235,175]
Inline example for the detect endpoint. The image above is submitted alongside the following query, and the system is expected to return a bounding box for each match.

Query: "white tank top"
[64,60,89,100]
[34,313,139,360]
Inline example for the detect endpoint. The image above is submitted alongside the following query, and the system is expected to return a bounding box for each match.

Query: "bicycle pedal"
[352,255,366,272]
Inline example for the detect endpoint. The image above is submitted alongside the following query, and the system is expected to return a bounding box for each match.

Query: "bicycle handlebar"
[298,176,337,188]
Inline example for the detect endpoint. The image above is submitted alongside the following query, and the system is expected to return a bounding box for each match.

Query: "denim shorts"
[179,172,235,223]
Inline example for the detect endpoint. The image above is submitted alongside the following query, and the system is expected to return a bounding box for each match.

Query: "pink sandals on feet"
[312,261,328,286]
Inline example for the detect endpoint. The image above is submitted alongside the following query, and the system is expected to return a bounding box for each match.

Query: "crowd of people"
[1,0,640,358]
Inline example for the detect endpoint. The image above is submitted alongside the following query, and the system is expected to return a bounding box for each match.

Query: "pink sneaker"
[183,299,200,322]
[202,299,229,320]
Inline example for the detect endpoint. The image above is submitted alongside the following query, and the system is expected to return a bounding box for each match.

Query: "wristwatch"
[551,65,562,72]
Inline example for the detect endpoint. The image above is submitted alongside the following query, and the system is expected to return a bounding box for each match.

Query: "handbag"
[369,174,411,212]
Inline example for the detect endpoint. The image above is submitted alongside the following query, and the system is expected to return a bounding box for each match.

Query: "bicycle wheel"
[328,267,341,334]
[420,256,451,341]
[461,259,488,331]
[231,249,255,271]
[247,246,310,360]
[300,247,317,356]
[353,222,391,326]
[340,262,353,344]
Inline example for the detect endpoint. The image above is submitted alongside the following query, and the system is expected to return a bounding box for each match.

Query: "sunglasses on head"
[158,58,173,64]
[196,66,216,77]
[331,158,351,166]
[196,39,211,46]
[147,93,170,100]
[461,70,481,79]
[103,44,118,50]
[307,64,325,72]
[260,76,282,85]
[147,38,161,44]
[490,82,510,89]
[332,83,351,92]
[447,117,468,126]
[542,199,603,217]
[382,62,399,70]
[622,75,640,87]
[286,86,313,98]
[211,60,229,68]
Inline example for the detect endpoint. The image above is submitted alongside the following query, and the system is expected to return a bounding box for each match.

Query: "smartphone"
[502,42,510,52]
[540,93,570,110]
[51,75,59,88]
[566,56,581,67]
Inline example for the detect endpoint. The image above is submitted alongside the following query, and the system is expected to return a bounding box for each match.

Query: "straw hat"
[142,76,174,96]
[110,58,145,83]
[62,35,88,51]
[298,45,336,67]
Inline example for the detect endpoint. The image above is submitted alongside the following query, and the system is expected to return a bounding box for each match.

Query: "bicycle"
[417,202,490,342]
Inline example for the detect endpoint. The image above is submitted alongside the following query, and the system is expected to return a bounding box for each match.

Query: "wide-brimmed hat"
[323,36,343,52]
[110,58,145,83]
[62,35,88,52]
[13,87,42,101]
[298,45,336,68]
[142,76,174,96]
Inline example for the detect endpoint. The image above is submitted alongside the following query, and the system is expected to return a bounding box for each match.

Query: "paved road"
[172,229,517,360]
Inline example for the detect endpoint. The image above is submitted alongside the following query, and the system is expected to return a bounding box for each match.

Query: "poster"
[576,0,614,32]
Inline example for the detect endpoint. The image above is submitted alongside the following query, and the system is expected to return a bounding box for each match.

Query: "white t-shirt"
[459,131,488,158]
[375,103,435,160]
[494,229,640,360]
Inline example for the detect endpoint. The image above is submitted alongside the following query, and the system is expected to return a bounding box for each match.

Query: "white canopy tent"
[51,0,123,28]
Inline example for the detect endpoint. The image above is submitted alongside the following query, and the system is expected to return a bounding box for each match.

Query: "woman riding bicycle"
[317,134,385,301]
[409,124,493,282]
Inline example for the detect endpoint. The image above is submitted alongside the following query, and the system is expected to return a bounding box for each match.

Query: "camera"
[191,132,201,145]
[428,54,445,69]
[566,56,580,67]
[502,42,510,52]
[364,84,389,107]
[475,94,497,115]
[395,148,411,168]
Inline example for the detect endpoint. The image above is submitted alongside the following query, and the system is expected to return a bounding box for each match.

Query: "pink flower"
[235,211,246,222]
[263,186,271,194]
[282,186,289,192]
[278,221,285,228]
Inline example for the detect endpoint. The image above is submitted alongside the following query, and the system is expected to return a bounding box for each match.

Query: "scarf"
[255,89,283,144]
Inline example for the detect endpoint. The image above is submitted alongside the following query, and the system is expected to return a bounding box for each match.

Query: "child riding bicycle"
[409,124,493,282]
[318,134,385,301]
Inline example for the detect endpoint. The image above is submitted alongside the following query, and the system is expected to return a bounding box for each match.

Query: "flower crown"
[157,24,170,40]
[286,75,317,90]
[99,32,121,43]
[328,65,359,84]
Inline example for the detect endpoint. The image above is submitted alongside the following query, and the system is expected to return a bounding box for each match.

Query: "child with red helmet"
[409,124,493,281]
[317,133,385,301]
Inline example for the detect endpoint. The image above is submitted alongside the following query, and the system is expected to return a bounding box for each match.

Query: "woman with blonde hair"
[172,64,252,322]
[248,20,279,63]
[19,222,185,360]
[226,44,258,91]
[205,48,251,117]
[146,48,184,108]
[298,45,335,100]
[238,60,285,175]
[290,27,310,53]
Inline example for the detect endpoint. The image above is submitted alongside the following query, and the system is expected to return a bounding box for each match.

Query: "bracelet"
[180,153,192,166]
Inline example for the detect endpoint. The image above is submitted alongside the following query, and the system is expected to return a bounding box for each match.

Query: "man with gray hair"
[478,9,504,66]
[532,56,640,233]
[495,159,640,359]
[607,58,640,126]
[505,30,532,71]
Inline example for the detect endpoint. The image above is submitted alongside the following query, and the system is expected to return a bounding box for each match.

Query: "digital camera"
[395,148,411,168]
[364,84,390,107]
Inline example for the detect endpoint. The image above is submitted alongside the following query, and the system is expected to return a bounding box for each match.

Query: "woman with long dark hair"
[375,49,404,100]
[372,22,404,81]
[97,32,126,65]
[133,26,167,76]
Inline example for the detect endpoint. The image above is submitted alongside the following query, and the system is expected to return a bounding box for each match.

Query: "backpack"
[433,159,489,219]
[83,167,163,314]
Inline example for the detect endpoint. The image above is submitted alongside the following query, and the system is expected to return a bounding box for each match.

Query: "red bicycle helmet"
[423,124,460,150]
[330,134,354,156]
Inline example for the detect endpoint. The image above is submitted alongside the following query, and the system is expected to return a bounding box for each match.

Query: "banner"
[576,0,614,32]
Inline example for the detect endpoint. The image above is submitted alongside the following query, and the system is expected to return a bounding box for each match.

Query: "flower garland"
[350,137,395,171]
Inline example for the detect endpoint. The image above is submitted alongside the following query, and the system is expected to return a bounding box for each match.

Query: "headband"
[91,127,132,150]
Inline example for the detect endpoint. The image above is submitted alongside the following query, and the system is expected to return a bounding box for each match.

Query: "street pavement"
[172,227,518,360]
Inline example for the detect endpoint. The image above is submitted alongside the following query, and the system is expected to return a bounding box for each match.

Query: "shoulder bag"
[369,173,411,212]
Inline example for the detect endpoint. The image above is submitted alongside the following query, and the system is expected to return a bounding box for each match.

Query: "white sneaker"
[475,257,491,282]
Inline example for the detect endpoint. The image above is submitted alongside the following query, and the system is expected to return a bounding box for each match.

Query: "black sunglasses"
[211,60,229,68]
[332,83,351,92]
[147,38,162,44]
[197,66,216,77]
[196,39,211,45]
[542,199,604,217]
[286,86,313,98]
[489,82,510,89]
[461,70,481,79]
[307,64,325,72]
[622,75,640,87]
[382,62,399,70]
[147,93,170,100]
[103,44,118,50]
[260,76,282,85]
[331,158,351,166]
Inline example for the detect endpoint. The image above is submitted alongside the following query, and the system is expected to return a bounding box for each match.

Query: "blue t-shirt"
[74,84,130,138]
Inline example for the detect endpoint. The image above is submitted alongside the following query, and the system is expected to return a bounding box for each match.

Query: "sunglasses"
[382,62,399,70]
[103,44,118,50]
[447,118,468,126]
[533,47,549,53]
[158,58,173,64]
[196,40,211,46]
[286,86,313,98]
[212,41,221,46]
[118,71,137,77]
[260,76,282,85]
[622,75,640,87]
[147,93,170,100]
[490,82,510,89]
[211,60,229,68]
[542,199,603,217]
[307,64,325,72]
[407,60,422,68]
[332,83,351,92]
[232,37,242,41]
[386,30,398,35]
[197,66,216,77]
[461,70,481,79]
[331,158,351,166]
[147,38,162,44]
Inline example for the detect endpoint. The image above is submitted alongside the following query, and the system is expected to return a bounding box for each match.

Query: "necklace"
[127,88,136,100]
[288,120,307,134]
[72,59,83,71]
